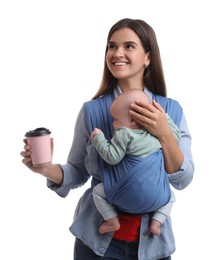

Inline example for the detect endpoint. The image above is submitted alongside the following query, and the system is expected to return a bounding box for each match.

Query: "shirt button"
[143,230,150,236]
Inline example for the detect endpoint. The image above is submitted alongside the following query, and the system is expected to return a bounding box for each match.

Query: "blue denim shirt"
[47,88,194,260]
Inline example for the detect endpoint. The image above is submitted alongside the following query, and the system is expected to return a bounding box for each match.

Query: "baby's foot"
[150,219,161,236]
[99,217,120,234]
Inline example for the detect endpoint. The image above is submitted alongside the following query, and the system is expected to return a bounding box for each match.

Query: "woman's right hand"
[20,138,63,184]
[20,138,47,174]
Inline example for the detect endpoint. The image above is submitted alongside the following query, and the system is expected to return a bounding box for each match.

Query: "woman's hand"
[129,100,172,141]
[20,138,63,184]
[20,138,52,174]
[129,99,184,173]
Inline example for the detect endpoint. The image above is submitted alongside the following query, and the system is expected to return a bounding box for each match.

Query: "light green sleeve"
[91,128,131,165]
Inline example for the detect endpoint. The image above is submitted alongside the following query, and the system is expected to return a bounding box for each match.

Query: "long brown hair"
[93,18,167,99]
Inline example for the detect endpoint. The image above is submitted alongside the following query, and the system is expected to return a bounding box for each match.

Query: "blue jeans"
[74,238,171,260]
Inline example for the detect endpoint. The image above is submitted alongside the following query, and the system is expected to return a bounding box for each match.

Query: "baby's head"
[110,89,151,129]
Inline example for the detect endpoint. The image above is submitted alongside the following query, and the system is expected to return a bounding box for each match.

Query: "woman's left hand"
[130,99,184,173]
[129,100,172,141]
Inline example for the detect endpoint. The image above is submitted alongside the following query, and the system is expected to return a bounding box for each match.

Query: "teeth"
[114,62,127,66]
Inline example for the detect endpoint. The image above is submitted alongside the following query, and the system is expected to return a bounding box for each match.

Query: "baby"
[91,90,180,235]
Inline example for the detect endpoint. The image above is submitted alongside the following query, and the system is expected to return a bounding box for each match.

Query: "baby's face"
[111,102,133,129]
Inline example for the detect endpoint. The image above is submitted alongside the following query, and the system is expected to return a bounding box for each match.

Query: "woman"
[21,18,194,259]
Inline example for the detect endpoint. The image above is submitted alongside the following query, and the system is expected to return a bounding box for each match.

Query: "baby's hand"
[90,128,103,140]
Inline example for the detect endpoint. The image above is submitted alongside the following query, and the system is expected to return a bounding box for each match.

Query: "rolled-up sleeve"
[47,107,91,197]
[168,112,195,190]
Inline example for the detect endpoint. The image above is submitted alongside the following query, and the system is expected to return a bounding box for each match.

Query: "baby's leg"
[93,183,120,233]
[150,190,176,236]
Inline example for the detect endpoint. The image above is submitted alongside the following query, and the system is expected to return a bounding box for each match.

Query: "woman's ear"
[145,51,151,67]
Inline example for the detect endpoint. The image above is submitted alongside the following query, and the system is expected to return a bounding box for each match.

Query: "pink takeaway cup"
[25,127,52,167]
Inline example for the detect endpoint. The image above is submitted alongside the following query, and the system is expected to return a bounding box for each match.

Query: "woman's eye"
[107,44,116,49]
[126,43,134,49]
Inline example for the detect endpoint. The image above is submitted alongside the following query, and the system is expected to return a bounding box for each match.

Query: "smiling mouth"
[113,62,129,66]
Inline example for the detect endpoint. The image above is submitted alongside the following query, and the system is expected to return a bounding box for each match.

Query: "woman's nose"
[114,47,124,58]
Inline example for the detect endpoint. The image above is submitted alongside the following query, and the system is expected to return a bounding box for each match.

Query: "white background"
[1,0,215,259]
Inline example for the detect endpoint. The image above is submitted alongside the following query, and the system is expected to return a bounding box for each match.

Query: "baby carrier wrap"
[84,91,182,214]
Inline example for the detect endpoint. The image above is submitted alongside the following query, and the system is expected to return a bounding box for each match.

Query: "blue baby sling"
[84,91,183,214]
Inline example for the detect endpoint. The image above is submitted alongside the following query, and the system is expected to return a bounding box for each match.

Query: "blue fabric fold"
[105,151,171,213]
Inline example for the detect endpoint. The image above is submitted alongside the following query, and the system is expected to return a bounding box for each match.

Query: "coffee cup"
[25,127,52,167]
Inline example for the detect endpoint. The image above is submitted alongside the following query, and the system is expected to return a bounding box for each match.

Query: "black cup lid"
[25,127,51,137]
